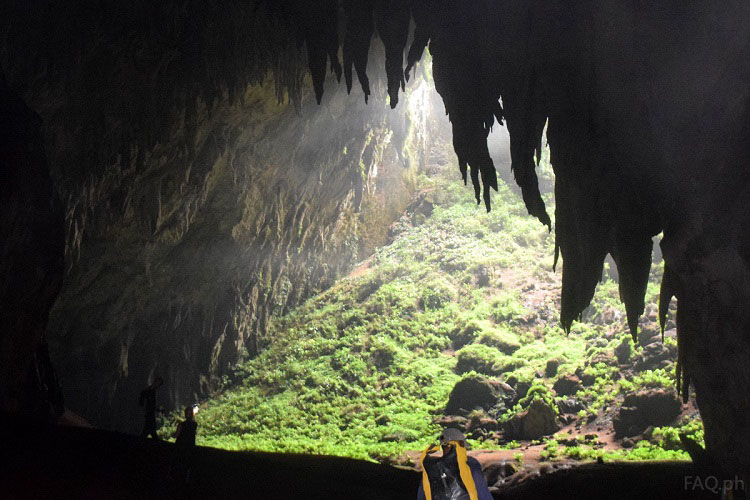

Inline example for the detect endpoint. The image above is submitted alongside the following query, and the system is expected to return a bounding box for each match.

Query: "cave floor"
[0,419,728,499]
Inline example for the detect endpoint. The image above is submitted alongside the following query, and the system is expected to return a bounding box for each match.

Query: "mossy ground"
[163,148,702,464]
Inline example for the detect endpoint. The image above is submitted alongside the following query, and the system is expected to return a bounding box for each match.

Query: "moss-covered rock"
[553,374,582,397]
[477,328,521,355]
[449,320,482,349]
[613,389,682,437]
[504,399,559,440]
[444,374,509,415]
[455,344,504,376]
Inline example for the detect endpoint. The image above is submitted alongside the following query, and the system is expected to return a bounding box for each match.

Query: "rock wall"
[1,1,441,431]
[0,77,64,418]
[49,82,436,431]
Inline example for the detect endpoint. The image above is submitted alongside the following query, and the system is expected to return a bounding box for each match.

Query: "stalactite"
[404,0,432,82]
[374,0,410,109]
[343,0,375,101]
[610,228,653,342]
[293,0,342,104]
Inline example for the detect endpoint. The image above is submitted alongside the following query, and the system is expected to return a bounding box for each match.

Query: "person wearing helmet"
[417,428,493,500]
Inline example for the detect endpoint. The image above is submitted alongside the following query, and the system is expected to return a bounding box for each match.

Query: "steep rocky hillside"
[175,147,703,466]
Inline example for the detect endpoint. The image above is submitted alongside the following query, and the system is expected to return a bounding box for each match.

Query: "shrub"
[356,275,382,302]
[477,327,520,354]
[450,319,483,349]
[455,344,504,375]
[490,293,528,324]
[370,338,398,370]
[519,383,556,411]
[418,275,456,310]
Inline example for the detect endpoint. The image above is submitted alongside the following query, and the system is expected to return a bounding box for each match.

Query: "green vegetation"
[171,152,701,464]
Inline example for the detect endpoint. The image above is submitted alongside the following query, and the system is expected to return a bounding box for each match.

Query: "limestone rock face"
[1,2,442,431]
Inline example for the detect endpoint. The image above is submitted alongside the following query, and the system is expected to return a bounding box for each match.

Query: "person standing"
[174,405,197,448]
[417,428,493,500]
[139,376,163,439]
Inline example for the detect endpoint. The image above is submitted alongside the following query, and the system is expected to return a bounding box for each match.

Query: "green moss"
[181,145,698,463]
[477,326,520,354]
[455,344,505,376]
[519,383,556,411]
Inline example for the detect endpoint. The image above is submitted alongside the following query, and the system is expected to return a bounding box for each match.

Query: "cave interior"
[2,1,750,498]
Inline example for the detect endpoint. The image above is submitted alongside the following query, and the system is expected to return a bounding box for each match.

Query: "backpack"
[419,441,478,500]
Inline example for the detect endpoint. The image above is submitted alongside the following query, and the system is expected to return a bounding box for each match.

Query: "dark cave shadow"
[0,415,736,500]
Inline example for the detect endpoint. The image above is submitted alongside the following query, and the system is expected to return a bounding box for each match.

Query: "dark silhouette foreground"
[0,415,416,500]
[0,416,733,499]
[139,377,163,440]
[174,406,197,448]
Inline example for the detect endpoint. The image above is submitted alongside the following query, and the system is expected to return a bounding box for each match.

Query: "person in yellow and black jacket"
[417,428,493,500]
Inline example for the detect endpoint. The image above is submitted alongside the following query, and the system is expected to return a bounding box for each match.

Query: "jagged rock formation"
[411,1,750,486]
[329,0,750,484]
[3,0,750,485]
[1,1,440,431]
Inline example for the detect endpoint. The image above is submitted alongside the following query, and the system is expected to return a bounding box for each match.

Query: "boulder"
[557,398,584,415]
[449,322,482,350]
[445,374,513,415]
[467,416,498,433]
[613,389,682,437]
[513,380,531,404]
[588,351,618,367]
[614,338,632,364]
[633,343,676,372]
[484,460,518,487]
[553,374,582,396]
[581,372,597,386]
[559,414,577,425]
[622,437,636,448]
[374,414,390,426]
[637,325,661,346]
[504,399,560,440]
[436,415,468,429]
[545,359,560,378]
[455,344,503,375]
